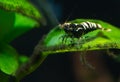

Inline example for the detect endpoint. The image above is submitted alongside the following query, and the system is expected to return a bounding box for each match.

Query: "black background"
[11,0,120,82]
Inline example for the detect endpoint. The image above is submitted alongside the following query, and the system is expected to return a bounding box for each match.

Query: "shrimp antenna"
[63,5,78,24]
[59,4,78,28]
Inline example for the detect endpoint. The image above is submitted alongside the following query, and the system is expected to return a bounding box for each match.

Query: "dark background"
[11,0,120,82]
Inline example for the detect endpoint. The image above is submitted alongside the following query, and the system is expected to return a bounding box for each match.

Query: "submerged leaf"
[0,0,45,42]
[0,43,19,75]
[0,0,42,21]
[43,19,120,54]
[3,12,39,43]
[18,55,29,65]
[0,9,15,41]
[0,9,38,43]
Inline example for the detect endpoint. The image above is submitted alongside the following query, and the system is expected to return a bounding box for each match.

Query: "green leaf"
[18,55,29,65]
[0,0,42,21]
[43,19,120,54]
[0,0,44,43]
[0,9,38,43]
[0,9,15,41]
[3,12,39,43]
[0,43,19,75]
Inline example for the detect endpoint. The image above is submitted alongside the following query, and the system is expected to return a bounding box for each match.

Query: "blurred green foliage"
[0,0,42,81]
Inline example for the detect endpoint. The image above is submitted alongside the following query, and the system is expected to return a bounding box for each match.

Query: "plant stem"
[15,40,48,81]
[15,0,59,81]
